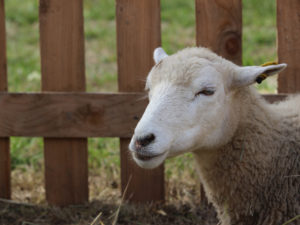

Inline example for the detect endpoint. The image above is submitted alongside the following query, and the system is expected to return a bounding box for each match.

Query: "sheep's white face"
[129,47,286,169]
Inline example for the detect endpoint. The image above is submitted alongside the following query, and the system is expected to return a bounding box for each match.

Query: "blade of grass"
[111,175,132,225]
[282,215,300,225]
[90,212,104,225]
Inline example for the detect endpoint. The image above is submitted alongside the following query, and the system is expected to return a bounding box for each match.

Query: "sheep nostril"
[135,133,155,150]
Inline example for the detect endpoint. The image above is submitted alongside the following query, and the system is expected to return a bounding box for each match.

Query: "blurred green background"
[5,0,277,185]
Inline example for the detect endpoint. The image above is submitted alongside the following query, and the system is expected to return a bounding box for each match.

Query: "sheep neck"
[193,88,299,225]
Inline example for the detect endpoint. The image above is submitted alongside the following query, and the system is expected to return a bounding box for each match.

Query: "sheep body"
[129,47,300,225]
[194,89,300,225]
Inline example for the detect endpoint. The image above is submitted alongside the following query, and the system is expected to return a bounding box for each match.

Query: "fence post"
[39,0,88,206]
[0,0,10,199]
[116,0,164,202]
[195,0,242,203]
[195,0,242,65]
[277,0,300,93]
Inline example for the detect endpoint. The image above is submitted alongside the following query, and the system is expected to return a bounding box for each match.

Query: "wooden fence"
[0,0,299,206]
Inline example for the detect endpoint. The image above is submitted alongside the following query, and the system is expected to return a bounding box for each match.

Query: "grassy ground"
[2,0,278,224]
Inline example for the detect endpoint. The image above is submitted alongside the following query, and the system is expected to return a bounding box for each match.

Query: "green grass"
[4,0,277,177]
[243,0,277,65]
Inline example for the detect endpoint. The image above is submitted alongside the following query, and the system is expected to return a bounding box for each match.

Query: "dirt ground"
[0,199,217,225]
[0,168,218,225]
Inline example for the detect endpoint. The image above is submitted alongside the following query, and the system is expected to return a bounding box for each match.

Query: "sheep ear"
[153,47,168,64]
[233,63,287,87]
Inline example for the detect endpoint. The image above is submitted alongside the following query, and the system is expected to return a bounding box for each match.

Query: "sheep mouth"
[134,152,165,161]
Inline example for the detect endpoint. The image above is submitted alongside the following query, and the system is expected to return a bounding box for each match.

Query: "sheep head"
[129,47,286,169]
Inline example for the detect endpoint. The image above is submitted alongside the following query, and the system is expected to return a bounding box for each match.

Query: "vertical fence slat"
[116,0,164,202]
[195,0,242,65]
[0,0,10,199]
[39,0,88,206]
[195,0,242,203]
[277,0,300,93]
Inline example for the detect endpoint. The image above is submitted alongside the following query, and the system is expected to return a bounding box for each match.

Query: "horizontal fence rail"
[0,92,287,138]
[0,92,147,138]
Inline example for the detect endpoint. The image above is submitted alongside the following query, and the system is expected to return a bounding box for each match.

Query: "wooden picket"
[277,0,300,93]
[0,0,10,199]
[116,0,164,202]
[39,0,88,205]
[195,0,242,65]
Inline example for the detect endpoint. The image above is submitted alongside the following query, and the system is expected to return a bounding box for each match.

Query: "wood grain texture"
[0,93,146,138]
[195,0,242,65]
[116,0,162,92]
[277,0,300,93]
[44,139,87,205]
[0,0,7,91]
[0,139,10,198]
[0,93,288,138]
[39,0,88,206]
[116,0,164,202]
[39,0,85,91]
[0,0,10,199]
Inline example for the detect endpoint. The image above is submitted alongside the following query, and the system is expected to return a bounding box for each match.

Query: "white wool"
[129,47,299,225]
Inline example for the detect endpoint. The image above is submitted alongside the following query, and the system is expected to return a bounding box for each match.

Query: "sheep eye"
[195,89,215,97]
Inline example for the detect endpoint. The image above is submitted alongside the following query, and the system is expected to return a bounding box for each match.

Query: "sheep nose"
[135,133,155,150]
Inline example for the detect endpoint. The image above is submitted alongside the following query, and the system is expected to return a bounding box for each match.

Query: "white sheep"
[129,47,300,225]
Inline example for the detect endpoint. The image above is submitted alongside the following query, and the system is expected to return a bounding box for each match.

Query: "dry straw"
[90,175,132,225]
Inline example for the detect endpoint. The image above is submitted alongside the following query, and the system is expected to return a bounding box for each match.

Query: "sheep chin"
[133,151,167,169]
